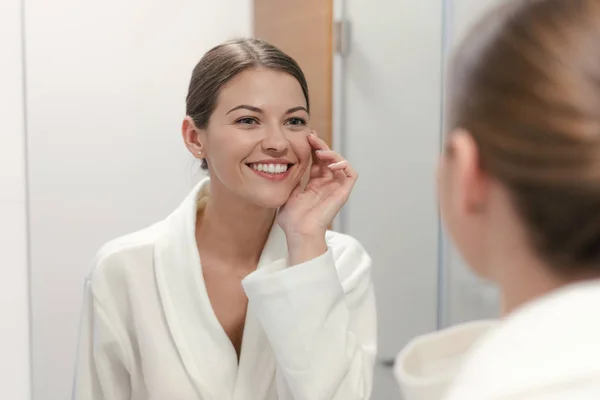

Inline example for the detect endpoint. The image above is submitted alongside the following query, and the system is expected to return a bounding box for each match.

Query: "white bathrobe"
[72,179,377,400]
[394,280,600,400]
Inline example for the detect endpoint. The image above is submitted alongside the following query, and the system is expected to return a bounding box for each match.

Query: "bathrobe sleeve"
[72,279,131,400]
[242,233,377,400]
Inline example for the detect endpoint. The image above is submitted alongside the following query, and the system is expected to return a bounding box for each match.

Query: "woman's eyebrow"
[226,105,263,114]
[285,106,308,114]
[226,105,308,115]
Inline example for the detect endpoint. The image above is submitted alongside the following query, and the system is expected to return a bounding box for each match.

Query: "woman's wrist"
[286,231,328,266]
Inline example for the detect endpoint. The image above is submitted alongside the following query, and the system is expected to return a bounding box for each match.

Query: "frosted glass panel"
[338,0,443,397]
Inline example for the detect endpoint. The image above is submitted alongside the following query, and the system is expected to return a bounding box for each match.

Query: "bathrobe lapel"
[233,220,289,400]
[154,178,290,400]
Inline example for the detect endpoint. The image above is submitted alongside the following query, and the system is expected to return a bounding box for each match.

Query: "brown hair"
[185,38,309,170]
[448,0,600,273]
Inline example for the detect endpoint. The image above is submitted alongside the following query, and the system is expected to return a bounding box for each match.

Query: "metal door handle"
[378,357,396,369]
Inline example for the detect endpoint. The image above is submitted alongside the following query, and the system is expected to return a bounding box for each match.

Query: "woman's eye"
[287,117,307,126]
[237,117,258,125]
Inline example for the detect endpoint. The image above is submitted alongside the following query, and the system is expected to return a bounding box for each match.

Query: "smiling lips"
[247,161,293,181]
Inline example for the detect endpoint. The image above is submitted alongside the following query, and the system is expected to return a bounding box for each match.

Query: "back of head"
[448,0,600,274]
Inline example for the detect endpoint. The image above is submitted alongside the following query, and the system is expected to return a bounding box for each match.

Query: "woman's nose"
[261,126,289,153]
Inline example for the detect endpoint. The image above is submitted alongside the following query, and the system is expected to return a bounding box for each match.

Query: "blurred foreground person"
[395,0,600,399]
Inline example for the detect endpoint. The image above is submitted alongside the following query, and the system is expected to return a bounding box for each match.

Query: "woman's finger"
[315,149,350,181]
[309,162,323,179]
[307,133,329,167]
[324,154,357,179]
[333,169,347,185]
[308,132,330,151]
[332,160,358,198]
[327,160,349,171]
[337,159,358,180]
[315,149,345,163]
[340,163,358,195]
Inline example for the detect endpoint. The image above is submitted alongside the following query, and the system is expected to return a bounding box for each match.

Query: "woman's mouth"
[246,162,294,181]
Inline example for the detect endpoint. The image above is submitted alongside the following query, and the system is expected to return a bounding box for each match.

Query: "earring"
[197,150,202,156]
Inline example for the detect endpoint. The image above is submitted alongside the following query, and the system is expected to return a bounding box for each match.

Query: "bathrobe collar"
[153,178,288,400]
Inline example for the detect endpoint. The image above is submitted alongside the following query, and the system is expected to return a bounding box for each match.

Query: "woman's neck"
[195,183,276,266]
[498,259,565,315]
[496,249,600,316]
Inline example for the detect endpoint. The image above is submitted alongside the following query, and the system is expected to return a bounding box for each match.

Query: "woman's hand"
[277,131,358,264]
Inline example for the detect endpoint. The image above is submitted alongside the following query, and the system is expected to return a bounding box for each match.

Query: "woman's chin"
[255,197,288,210]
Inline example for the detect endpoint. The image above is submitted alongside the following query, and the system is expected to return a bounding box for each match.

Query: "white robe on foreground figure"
[72,178,377,400]
[394,280,600,400]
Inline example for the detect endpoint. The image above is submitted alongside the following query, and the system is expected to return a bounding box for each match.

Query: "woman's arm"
[242,232,377,400]
[72,279,131,400]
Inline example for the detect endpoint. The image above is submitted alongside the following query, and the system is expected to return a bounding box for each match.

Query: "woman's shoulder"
[393,320,498,400]
[86,221,167,288]
[445,281,600,399]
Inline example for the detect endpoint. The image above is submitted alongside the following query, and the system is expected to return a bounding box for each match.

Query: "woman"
[73,38,377,400]
[395,0,600,399]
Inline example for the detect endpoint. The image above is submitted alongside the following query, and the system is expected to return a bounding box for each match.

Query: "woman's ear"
[182,116,205,160]
[448,129,489,215]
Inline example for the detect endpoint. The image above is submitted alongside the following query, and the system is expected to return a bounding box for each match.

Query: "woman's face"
[194,68,312,208]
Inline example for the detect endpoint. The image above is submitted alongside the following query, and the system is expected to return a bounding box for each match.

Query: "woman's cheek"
[291,136,312,164]
[291,137,312,187]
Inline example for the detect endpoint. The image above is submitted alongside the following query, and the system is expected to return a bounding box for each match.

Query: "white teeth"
[251,163,289,174]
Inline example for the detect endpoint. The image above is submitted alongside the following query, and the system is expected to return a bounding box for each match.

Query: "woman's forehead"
[216,69,307,112]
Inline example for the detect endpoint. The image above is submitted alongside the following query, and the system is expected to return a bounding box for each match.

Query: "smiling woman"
[185,39,310,168]
[72,38,377,400]
[181,40,314,210]
[183,66,313,209]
